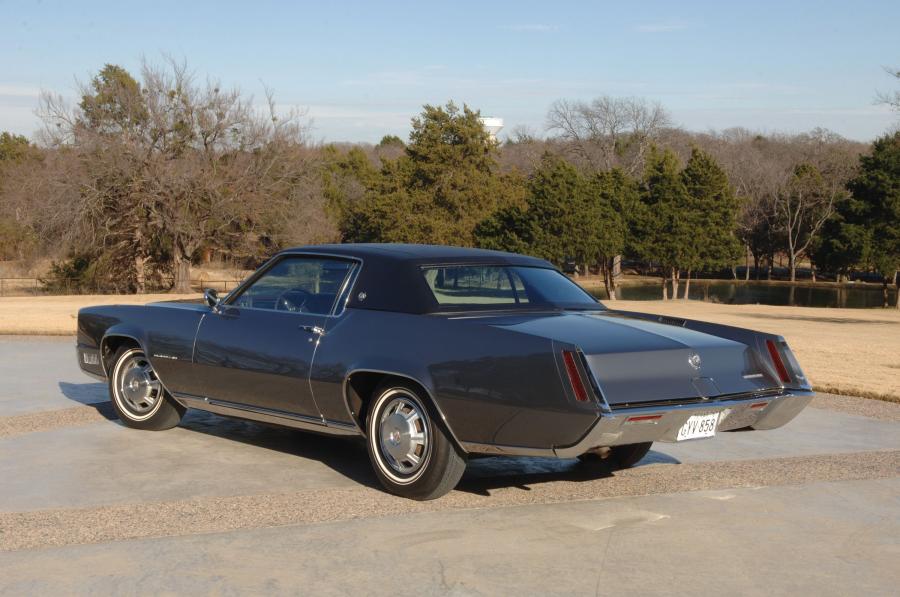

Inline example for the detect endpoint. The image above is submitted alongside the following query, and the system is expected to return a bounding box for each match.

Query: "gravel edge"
[2,449,897,552]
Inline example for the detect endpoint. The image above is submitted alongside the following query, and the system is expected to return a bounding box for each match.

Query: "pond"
[589,281,898,309]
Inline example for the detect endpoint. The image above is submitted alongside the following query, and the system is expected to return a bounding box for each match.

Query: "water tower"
[479,117,504,141]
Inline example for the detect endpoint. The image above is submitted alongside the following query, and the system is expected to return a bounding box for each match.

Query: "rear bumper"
[552,389,814,458]
[461,390,814,458]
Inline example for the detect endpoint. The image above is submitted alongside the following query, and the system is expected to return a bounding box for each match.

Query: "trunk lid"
[481,310,779,407]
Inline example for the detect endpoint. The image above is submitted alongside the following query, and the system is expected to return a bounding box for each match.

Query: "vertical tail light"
[562,350,590,402]
[765,339,791,384]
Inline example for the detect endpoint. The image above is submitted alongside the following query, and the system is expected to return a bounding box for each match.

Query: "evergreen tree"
[680,147,741,295]
[341,102,525,245]
[846,131,900,307]
[475,154,626,298]
[589,169,632,298]
[636,147,691,298]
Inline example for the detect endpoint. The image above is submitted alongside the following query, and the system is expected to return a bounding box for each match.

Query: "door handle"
[299,324,325,336]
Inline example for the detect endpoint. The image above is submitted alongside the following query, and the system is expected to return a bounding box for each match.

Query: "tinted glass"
[421,265,599,310]
[232,257,354,314]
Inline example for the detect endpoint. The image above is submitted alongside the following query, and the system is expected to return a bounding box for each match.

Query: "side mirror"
[203,288,220,309]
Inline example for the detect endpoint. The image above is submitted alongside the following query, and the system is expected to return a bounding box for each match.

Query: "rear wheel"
[578,442,653,470]
[366,381,466,500]
[108,346,184,430]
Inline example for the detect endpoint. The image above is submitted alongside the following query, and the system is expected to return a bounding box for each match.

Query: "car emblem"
[688,353,702,370]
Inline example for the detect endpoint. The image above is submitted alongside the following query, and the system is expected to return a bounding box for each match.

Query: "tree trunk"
[609,256,619,300]
[134,255,146,294]
[133,227,146,294]
[683,269,692,300]
[172,242,192,294]
[745,245,751,281]
[811,264,817,283]
[789,254,797,282]
[892,270,899,309]
[883,279,890,309]
[670,267,679,301]
[661,273,668,300]
[601,259,615,301]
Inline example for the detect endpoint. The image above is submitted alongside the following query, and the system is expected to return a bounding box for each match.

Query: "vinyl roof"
[278,243,555,313]
[282,243,551,266]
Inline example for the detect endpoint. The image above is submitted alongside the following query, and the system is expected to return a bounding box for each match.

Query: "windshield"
[421,265,602,311]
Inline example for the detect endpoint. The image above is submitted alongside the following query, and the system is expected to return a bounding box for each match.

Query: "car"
[76,244,814,500]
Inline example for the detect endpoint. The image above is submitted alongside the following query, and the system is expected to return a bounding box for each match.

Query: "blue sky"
[2,0,898,142]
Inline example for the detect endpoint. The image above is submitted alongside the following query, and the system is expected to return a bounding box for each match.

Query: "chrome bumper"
[461,390,814,459]
[552,390,814,458]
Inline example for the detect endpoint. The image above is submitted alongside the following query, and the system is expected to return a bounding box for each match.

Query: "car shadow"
[58,382,118,420]
[458,449,680,496]
[179,409,380,489]
[57,381,681,495]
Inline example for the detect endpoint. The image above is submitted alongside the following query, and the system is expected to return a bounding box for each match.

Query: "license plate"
[676,413,719,441]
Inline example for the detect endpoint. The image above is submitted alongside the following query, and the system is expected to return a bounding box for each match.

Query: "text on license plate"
[677,413,719,441]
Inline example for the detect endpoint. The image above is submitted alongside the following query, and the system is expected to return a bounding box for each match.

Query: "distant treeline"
[0,60,897,306]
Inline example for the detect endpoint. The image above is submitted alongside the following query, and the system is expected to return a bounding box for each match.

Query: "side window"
[422,265,519,305]
[231,257,354,315]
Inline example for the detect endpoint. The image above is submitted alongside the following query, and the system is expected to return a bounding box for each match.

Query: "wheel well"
[345,372,441,435]
[100,336,141,374]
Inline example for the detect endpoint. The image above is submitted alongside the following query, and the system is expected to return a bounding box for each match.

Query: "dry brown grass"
[0,294,199,335]
[1,294,897,401]
[602,300,900,402]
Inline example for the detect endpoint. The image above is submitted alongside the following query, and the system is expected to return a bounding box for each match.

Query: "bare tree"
[875,66,900,112]
[22,58,322,293]
[546,96,672,175]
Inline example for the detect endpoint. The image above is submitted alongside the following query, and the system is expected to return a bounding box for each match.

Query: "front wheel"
[366,382,466,500]
[108,346,184,430]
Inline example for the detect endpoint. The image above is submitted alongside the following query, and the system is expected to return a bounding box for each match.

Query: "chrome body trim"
[176,393,362,436]
[461,390,814,458]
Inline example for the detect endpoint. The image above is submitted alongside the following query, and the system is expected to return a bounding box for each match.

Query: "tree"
[474,154,625,298]
[634,147,692,299]
[0,132,33,163]
[775,163,835,282]
[810,193,868,282]
[26,59,320,293]
[546,96,671,175]
[679,147,741,296]
[591,169,636,299]
[340,102,525,245]
[846,132,900,307]
[0,133,41,260]
[875,66,900,112]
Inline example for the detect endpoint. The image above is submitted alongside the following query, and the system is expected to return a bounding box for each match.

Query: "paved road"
[1,337,898,595]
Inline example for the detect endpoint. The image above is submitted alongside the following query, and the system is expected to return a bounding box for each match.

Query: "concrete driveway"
[1,337,898,595]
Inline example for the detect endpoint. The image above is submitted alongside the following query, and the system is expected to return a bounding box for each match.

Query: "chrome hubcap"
[117,354,161,415]
[378,396,429,475]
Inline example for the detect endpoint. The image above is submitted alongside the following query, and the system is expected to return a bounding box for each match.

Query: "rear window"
[421,265,600,310]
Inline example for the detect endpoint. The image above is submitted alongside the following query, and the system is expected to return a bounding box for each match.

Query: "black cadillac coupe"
[77,244,814,499]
